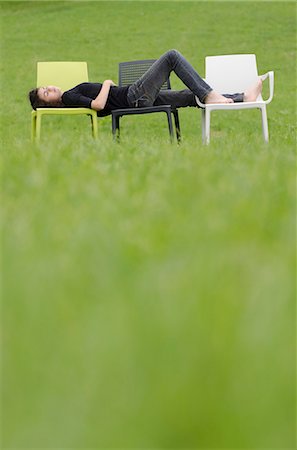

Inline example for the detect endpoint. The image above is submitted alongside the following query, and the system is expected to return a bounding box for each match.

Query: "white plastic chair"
[195,54,274,144]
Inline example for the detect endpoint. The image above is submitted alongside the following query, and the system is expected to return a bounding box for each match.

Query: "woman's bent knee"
[167,49,180,57]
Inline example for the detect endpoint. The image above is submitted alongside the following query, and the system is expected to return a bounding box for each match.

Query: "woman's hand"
[105,80,116,87]
[91,80,116,111]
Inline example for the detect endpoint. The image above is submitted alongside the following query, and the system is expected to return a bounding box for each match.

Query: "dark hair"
[28,88,64,110]
[29,88,45,110]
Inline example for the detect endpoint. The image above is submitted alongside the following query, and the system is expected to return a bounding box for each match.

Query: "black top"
[62,82,130,117]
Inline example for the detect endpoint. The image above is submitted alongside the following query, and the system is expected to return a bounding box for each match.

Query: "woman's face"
[38,86,62,103]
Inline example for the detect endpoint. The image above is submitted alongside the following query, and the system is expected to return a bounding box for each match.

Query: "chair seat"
[111,105,172,116]
[202,100,266,111]
[111,104,178,142]
[32,107,95,115]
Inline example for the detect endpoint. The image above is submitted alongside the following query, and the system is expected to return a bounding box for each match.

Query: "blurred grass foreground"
[1,1,296,448]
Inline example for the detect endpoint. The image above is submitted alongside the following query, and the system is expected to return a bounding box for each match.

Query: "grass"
[1,1,296,448]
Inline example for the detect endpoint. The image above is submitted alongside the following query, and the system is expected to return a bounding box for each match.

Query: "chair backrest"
[119,60,171,90]
[205,54,259,93]
[37,62,89,90]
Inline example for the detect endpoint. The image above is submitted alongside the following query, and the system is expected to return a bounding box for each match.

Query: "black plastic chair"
[111,60,181,142]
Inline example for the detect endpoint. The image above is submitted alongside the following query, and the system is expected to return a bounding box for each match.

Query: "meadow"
[1,1,296,448]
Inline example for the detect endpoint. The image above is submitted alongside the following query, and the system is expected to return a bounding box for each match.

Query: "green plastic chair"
[31,62,98,142]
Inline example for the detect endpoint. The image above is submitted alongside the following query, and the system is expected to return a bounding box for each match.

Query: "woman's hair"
[29,88,45,110]
[28,88,64,110]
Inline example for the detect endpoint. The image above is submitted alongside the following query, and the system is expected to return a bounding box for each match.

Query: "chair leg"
[204,109,211,145]
[173,110,181,143]
[31,114,37,142]
[91,113,98,139]
[166,111,174,142]
[201,109,206,144]
[112,114,120,141]
[260,106,269,143]
[36,112,42,143]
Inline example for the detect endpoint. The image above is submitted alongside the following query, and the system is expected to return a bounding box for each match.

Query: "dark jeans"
[127,49,244,108]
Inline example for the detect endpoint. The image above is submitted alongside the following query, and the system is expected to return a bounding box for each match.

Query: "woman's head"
[29,86,63,109]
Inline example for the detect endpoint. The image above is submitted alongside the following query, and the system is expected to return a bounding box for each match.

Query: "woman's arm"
[91,80,116,111]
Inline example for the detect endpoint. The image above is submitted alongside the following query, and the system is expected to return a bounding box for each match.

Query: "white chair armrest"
[195,79,208,108]
[197,72,274,107]
[195,95,206,108]
[260,71,274,104]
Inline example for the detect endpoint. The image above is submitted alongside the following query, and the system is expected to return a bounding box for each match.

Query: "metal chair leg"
[166,111,174,142]
[112,114,117,141]
[36,112,42,143]
[204,109,211,145]
[201,109,206,144]
[31,114,37,142]
[90,113,98,139]
[260,106,269,142]
[173,110,181,143]
[112,114,120,142]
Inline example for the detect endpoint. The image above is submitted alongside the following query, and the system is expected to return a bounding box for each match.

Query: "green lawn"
[1,1,296,448]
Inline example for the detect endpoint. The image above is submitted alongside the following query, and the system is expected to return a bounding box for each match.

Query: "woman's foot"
[244,79,263,102]
[204,90,234,104]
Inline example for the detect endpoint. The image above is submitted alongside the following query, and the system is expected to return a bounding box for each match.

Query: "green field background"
[1,1,296,448]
